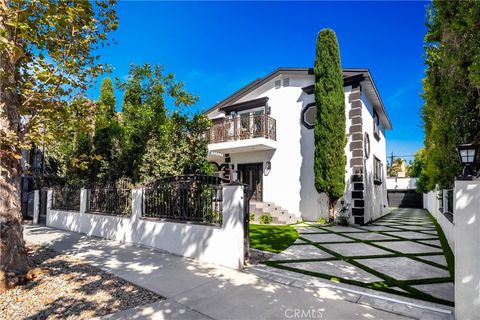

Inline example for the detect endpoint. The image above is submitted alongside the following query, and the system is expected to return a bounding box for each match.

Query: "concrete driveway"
[248,208,454,319]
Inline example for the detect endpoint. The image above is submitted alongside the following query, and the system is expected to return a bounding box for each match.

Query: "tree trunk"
[0,5,30,293]
[328,197,336,222]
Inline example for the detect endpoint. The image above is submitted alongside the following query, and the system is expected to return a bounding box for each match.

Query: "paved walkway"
[249,208,454,316]
[23,224,420,320]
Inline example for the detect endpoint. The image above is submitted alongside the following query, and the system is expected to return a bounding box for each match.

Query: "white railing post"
[80,189,89,214]
[46,189,52,226]
[131,188,142,223]
[32,190,40,224]
[455,178,480,320]
[221,183,246,269]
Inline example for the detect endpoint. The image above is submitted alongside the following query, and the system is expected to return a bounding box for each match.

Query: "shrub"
[336,216,349,226]
[259,214,273,225]
[316,217,328,225]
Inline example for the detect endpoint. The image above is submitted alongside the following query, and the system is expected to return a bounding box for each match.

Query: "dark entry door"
[387,190,423,208]
[238,163,263,201]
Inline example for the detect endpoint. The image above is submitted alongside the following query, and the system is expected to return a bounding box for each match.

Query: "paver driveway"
[259,208,454,306]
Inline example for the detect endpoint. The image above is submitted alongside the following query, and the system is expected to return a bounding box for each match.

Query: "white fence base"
[423,190,454,251]
[46,185,246,269]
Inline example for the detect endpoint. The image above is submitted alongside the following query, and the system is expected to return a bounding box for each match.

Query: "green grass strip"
[427,212,455,278]
[249,224,298,253]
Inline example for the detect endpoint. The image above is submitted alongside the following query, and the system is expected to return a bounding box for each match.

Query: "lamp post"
[456,143,479,177]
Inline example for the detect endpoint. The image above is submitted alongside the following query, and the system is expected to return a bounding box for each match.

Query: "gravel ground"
[0,244,162,320]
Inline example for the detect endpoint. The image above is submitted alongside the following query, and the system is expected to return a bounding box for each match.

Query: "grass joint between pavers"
[260,209,455,306]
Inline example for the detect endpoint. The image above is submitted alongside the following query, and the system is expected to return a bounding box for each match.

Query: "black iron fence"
[243,185,250,261]
[142,175,224,225]
[51,187,81,211]
[87,181,132,216]
[445,189,454,214]
[26,191,36,218]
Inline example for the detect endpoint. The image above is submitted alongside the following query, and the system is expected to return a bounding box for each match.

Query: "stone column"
[348,86,365,224]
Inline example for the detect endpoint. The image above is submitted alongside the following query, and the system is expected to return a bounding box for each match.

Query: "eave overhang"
[219,97,269,114]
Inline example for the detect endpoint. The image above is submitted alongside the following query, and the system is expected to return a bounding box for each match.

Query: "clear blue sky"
[90,1,429,159]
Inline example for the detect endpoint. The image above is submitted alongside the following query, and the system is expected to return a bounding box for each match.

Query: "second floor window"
[374,156,383,184]
[373,110,381,140]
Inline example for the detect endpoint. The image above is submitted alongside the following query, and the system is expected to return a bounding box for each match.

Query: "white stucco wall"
[47,186,246,269]
[207,74,389,223]
[386,177,417,190]
[454,179,480,320]
[357,92,389,222]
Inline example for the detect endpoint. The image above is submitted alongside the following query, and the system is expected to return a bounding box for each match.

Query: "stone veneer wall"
[348,85,365,225]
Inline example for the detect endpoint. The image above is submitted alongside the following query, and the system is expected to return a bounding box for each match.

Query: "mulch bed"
[0,244,162,319]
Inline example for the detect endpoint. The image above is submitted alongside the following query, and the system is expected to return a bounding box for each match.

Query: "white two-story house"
[205,68,392,225]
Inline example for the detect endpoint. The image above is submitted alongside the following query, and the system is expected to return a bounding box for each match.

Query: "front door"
[238,163,263,201]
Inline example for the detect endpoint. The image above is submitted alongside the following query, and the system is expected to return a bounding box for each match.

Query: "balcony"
[208,114,277,154]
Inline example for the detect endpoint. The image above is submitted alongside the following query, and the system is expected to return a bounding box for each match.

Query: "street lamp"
[456,143,479,177]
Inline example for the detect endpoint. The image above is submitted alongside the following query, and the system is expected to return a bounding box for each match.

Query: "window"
[283,78,289,87]
[275,80,281,89]
[301,103,317,129]
[373,110,380,140]
[373,156,383,184]
[364,133,371,159]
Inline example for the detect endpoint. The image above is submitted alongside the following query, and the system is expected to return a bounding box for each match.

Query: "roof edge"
[204,67,392,130]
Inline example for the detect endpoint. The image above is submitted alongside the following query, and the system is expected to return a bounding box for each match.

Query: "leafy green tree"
[409,148,430,193]
[409,149,426,178]
[39,97,100,187]
[387,158,409,177]
[0,0,117,290]
[313,29,347,221]
[92,78,119,183]
[422,0,480,190]
[117,64,199,183]
[98,78,116,121]
[183,113,213,175]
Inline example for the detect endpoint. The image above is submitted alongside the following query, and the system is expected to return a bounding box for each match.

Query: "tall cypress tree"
[313,29,347,221]
[92,77,117,183]
[98,78,116,120]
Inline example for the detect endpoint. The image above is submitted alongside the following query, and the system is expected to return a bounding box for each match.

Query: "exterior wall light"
[265,161,271,171]
[456,143,479,177]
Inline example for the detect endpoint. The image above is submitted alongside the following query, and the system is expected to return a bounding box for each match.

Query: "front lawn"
[249,224,298,253]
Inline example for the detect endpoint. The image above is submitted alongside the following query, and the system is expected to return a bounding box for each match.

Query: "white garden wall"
[386,177,417,190]
[423,190,454,252]
[46,185,246,269]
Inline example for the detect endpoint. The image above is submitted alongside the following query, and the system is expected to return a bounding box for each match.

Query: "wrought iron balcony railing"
[208,114,276,143]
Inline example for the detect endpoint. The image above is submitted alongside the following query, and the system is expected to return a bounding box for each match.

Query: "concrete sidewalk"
[24,225,421,320]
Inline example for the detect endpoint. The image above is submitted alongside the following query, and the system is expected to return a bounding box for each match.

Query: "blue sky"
[90,1,429,159]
